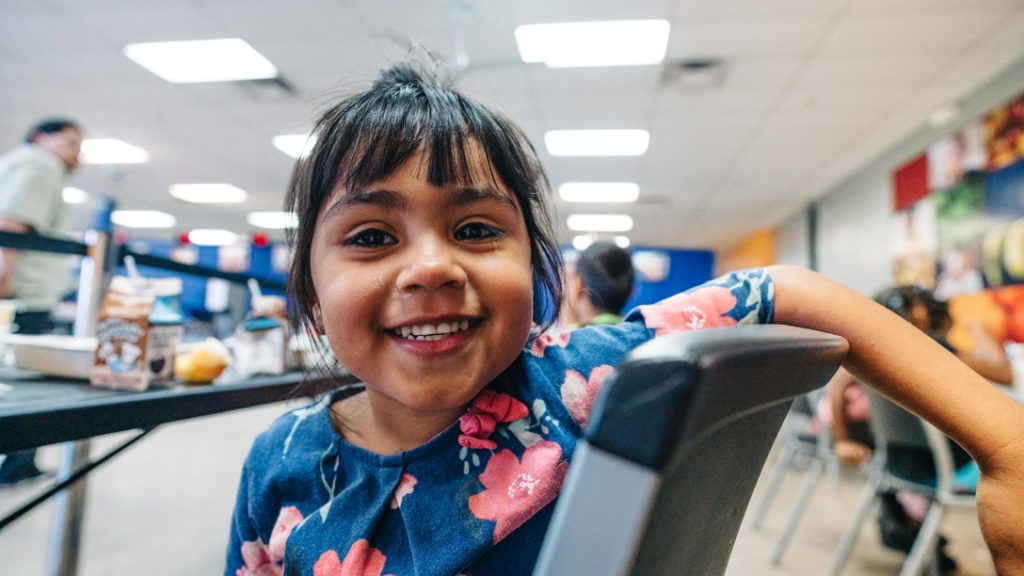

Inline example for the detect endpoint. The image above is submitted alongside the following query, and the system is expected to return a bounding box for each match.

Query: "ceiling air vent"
[661,58,726,90]
[235,75,299,101]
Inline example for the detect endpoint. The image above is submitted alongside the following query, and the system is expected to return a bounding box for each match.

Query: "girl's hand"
[978,478,1024,574]
[977,440,1024,574]
[833,439,871,467]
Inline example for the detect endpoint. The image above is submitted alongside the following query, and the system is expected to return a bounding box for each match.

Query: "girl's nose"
[396,240,468,293]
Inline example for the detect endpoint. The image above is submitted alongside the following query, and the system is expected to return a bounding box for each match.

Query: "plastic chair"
[533,325,848,576]
[751,394,822,533]
[753,388,843,565]
[827,389,977,576]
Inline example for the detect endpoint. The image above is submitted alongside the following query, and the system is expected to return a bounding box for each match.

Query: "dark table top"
[0,367,352,452]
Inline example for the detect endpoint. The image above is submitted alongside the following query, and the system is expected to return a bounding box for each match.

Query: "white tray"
[4,334,97,380]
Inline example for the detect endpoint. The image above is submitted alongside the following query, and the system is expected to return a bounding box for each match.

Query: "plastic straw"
[124,255,144,290]
[247,278,264,302]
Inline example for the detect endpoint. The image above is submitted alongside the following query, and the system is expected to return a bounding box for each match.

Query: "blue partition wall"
[622,247,715,311]
[116,240,287,319]
[554,245,715,317]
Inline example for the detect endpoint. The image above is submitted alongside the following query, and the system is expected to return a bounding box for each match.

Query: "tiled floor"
[0,402,996,575]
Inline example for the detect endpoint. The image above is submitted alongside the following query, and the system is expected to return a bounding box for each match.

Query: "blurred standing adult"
[0,117,83,485]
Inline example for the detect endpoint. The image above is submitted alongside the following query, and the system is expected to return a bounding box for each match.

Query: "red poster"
[892,153,929,212]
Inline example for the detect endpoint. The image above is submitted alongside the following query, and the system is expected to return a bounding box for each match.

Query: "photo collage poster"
[891,92,1024,344]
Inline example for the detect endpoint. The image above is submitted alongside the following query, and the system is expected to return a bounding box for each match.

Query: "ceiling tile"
[2,0,1024,250]
[819,10,1015,57]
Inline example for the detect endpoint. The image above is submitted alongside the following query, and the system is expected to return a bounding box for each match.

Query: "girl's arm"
[767,265,1024,573]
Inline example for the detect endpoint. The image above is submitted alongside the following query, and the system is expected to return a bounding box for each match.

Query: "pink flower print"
[638,286,738,336]
[458,391,529,449]
[468,440,569,543]
[561,364,614,428]
[267,506,303,563]
[237,538,281,576]
[313,539,391,576]
[474,390,529,422]
[459,413,498,450]
[529,330,571,357]
[390,473,418,509]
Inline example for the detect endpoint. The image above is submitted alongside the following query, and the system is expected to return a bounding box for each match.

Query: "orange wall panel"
[716,229,777,276]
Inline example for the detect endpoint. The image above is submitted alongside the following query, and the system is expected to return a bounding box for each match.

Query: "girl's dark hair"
[875,286,921,318]
[285,59,563,383]
[576,241,634,314]
[874,285,948,332]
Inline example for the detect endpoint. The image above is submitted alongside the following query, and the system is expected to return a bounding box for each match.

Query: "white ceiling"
[3,0,1024,250]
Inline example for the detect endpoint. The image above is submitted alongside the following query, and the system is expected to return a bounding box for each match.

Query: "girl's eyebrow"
[322,189,406,222]
[322,186,519,222]
[445,186,520,214]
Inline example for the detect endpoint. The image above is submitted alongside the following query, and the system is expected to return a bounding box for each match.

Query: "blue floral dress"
[226,269,774,576]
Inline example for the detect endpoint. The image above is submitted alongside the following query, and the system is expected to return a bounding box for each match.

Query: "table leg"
[46,440,90,576]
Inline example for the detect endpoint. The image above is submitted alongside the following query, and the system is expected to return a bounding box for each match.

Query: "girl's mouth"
[391,320,474,341]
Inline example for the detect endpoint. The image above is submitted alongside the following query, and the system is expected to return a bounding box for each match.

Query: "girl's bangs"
[335,96,502,195]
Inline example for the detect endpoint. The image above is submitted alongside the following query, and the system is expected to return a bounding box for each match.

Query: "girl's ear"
[564,274,587,324]
[572,274,588,302]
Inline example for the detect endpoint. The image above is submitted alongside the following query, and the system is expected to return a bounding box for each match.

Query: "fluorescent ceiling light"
[123,38,278,83]
[188,229,239,246]
[614,235,631,248]
[63,187,89,204]
[515,20,670,68]
[111,210,176,229]
[272,134,317,159]
[247,211,298,229]
[170,183,248,204]
[567,214,634,232]
[80,139,150,164]
[545,130,649,156]
[559,182,639,203]
[572,234,595,251]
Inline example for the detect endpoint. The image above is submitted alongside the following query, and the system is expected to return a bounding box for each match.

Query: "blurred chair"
[748,388,842,565]
[751,394,821,533]
[533,325,847,576]
[827,390,976,576]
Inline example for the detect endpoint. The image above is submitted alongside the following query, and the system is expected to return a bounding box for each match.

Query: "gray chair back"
[534,325,848,576]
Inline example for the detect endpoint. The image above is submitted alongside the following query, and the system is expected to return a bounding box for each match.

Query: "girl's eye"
[455,222,501,241]
[344,229,396,248]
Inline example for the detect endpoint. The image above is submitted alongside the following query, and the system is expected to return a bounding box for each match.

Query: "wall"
[715,229,776,276]
[623,247,714,311]
[775,209,810,269]
[814,173,892,297]
[779,54,1024,297]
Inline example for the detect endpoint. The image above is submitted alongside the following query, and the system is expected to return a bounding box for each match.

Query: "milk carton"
[90,276,183,390]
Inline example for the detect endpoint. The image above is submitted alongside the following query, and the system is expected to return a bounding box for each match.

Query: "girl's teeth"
[395,321,472,339]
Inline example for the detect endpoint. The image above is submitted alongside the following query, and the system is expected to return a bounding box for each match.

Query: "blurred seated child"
[560,241,634,328]
[829,285,1012,571]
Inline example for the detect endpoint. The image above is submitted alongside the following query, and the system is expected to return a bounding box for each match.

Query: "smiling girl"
[226,61,1024,576]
